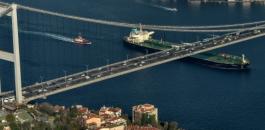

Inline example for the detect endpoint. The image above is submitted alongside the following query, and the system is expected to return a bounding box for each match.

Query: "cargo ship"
[123,26,250,70]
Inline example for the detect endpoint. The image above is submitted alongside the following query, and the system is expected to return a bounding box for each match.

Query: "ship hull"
[123,39,160,53]
[123,39,249,70]
[181,56,249,70]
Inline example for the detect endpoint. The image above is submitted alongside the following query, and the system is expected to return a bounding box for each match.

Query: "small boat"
[73,34,91,45]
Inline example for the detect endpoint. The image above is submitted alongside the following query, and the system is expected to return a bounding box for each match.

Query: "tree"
[168,121,178,130]
[21,122,31,130]
[141,113,157,126]
[32,121,52,130]
[55,124,66,130]
[69,107,79,118]
[122,114,131,125]
[163,121,169,130]
[38,103,55,115]
[6,114,15,123]
[150,115,157,126]
[9,122,19,130]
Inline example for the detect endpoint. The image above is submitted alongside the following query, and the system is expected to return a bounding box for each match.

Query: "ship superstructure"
[125,25,154,43]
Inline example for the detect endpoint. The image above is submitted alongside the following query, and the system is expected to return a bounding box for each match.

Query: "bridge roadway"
[1,27,265,103]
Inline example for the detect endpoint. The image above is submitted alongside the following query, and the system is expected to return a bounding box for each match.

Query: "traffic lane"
[40,56,167,95]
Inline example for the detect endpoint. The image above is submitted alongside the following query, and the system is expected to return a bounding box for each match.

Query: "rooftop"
[133,104,156,113]
[86,113,100,119]
[126,125,159,130]
[99,106,122,117]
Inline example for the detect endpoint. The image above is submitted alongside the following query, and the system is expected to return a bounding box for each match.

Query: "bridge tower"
[0,4,23,104]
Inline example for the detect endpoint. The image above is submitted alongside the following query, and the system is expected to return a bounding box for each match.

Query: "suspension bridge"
[0,2,265,104]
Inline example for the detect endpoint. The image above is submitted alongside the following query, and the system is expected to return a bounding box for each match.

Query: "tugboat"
[73,33,91,45]
[123,25,250,70]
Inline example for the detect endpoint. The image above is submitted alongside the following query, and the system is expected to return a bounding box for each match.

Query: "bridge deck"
[0,27,263,103]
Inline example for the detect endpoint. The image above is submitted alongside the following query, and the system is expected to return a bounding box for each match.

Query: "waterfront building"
[83,113,102,128]
[105,117,126,124]
[52,105,65,113]
[99,106,122,117]
[132,104,158,125]
[73,105,83,109]
[77,107,90,115]
[99,106,127,129]
[0,110,8,124]
[100,117,127,130]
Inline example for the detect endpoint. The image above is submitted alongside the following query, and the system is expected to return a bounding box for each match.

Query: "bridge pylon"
[0,4,23,104]
[11,4,23,104]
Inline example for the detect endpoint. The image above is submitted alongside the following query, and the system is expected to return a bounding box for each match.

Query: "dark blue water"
[1,0,265,130]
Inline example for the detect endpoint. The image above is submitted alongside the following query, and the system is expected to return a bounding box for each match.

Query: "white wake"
[20,30,74,43]
[150,4,178,12]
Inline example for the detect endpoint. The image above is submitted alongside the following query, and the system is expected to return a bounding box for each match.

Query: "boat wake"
[20,30,74,43]
[150,4,178,12]
[135,0,178,13]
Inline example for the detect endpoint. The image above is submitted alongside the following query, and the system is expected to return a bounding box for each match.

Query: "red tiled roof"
[87,113,100,118]
[133,104,156,113]
[126,125,159,130]
[78,108,89,113]
[100,107,121,113]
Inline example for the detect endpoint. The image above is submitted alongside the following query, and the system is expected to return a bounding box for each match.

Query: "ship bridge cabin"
[128,28,154,43]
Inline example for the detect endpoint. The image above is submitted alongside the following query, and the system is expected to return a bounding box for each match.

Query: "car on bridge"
[85,76,90,79]
[3,96,15,103]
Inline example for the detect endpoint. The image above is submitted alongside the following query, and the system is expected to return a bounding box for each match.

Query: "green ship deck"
[192,53,248,65]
